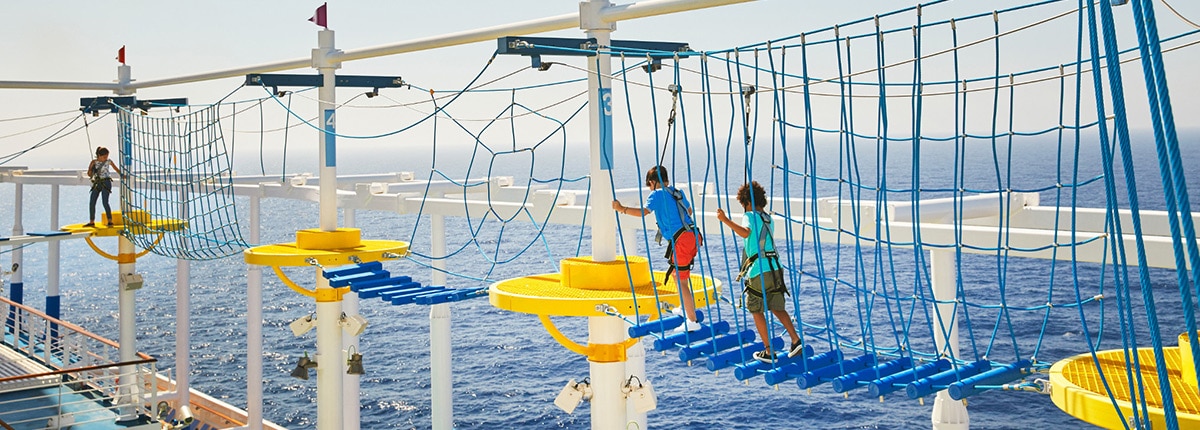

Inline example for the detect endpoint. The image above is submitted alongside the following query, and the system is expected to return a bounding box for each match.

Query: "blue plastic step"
[389,287,448,305]
[680,329,755,362]
[652,321,731,352]
[764,349,844,386]
[328,270,390,287]
[349,276,413,293]
[414,287,488,305]
[628,310,705,338]
[357,280,420,298]
[322,262,384,279]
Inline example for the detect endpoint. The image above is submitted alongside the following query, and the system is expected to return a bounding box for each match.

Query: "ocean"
[2,127,1198,429]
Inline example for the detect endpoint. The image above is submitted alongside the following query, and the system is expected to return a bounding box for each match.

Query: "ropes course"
[1,0,1198,428]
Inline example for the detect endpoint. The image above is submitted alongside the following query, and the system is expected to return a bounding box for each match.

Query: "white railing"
[0,297,157,428]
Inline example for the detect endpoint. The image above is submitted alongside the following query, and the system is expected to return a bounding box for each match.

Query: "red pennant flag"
[308,3,328,29]
[116,45,126,64]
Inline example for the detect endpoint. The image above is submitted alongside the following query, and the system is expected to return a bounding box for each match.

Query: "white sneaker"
[670,306,684,318]
[670,319,702,335]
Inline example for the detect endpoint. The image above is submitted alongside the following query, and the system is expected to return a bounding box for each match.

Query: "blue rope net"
[116,104,248,260]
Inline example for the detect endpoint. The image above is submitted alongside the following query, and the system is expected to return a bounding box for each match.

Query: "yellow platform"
[243,228,409,267]
[1050,341,1200,429]
[61,210,186,237]
[489,255,721,317]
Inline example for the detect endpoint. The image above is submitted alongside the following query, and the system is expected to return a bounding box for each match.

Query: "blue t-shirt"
[740,211,777,278]
[645,187,693,240]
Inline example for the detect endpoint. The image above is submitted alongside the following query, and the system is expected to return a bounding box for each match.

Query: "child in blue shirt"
[613,166,703,332]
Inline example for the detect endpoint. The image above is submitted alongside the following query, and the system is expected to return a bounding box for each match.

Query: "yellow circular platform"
[489,255,721,317]
[244,239,409,267]
[1050,346,1200,429]
[61,210,186,237]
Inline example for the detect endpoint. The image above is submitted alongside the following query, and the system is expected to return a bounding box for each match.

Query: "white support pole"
[619,224,645,429]
[929,249,968,430]
[343,209,361,430]
[585,0,617,264]
[315,273,344,430]
[117,235,138,421]
[624,331,647,429]
[316,29,340,233]
[246,196,264,430]
[313,28,345,430]
[581,2,627,429]
[430,213,452,430]
[47,185,60,320]
[588,317,626,430]
[10,183,23,308]
[176,191,191,408]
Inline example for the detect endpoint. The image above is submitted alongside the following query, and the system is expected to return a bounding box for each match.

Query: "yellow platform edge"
[1050,346,1200,429]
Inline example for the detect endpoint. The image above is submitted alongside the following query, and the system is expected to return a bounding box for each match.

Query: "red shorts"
[669,230,702,279]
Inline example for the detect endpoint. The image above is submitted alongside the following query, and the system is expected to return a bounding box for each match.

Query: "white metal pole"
[343,209,361,430]
[619,225,645,429]
[929,249,968,430]
[430,213,452,430]
[117,235,138,421]
[314,28,345,430]
[582,1,627,428]
[10,183,22,309]
[315,273,343,430]
[588,317,626,430]
[317,30,340,233]
[624,330,647,429]
[247,196,264,430]
[47,185,60,320]
[176,191,191,407]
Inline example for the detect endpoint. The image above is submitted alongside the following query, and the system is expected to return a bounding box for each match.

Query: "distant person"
[613,166,703,333]
[716,180,802,363]
[85,147,122,228]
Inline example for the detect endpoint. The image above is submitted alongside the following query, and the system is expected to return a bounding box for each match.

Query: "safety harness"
[660,187,700,280]
[737,211,782,284]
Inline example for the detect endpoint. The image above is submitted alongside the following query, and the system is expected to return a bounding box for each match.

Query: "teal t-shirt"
[740,211,777,278]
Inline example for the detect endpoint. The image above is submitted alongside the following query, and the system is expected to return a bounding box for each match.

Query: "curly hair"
[736,181,767,210]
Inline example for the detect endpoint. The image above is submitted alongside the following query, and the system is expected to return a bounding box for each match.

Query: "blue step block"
[357,280,419,298]
[379,284,429,300]
[29,231,71,237]
[948,359,1031,400]
[680,329,755,362]
[415,287,488,305]
[732,341,806,381]
[628,310,705,338]
[764,349,843,386]
[349,276,413,293]
[868,359,951,397]
[328,270,390,287]
[652,321,731,352]
[907,360,990,399]
[322,262,384,279]
[798,353,876,389]
[390,287,447,305]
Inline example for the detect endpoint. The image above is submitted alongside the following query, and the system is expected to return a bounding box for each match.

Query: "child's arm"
[87,160,97,177]
[716,208,750,238]
[108,160,122,178]
[612,200,649,217]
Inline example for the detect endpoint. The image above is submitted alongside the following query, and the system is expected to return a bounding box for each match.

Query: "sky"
[1,0,1198,171]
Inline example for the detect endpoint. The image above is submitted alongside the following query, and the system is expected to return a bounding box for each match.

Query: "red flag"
[116,46,126,64]
[308,3,328,28]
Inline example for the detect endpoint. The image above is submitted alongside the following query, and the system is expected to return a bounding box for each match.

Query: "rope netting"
[5,0,1178,427]
[116,104,248,260]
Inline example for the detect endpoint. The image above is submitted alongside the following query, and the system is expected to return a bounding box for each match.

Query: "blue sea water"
[2,129,1199,430]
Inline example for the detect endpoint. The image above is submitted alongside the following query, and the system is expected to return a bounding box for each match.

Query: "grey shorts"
[743,271,787,313]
